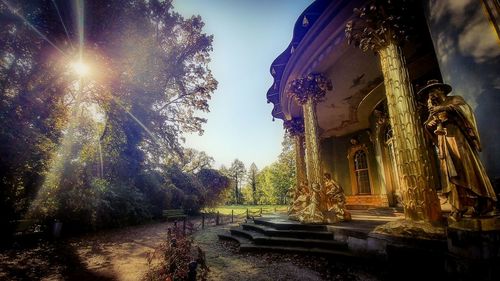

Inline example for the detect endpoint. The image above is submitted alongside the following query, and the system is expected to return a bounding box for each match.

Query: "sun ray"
[51,0,74,50]
[76,0,84,61]
[113,97,166,150]
[1,0,67,56]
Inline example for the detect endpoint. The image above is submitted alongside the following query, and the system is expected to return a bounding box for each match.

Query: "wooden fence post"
[246,208,249,219]
[231,210,234,223]
[202,213,205,229]
[216,211,220,225]
[260,207,263,216]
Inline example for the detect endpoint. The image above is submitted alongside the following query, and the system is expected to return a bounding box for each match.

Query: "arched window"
[348,143,373,195]
[354,150,371,194]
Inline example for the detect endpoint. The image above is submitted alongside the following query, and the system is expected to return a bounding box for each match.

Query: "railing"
[178,206,289,235]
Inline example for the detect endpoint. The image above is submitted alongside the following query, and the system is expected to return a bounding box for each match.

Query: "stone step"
[326,221,384,240]
[238,243,358,259]
[253,217,328,231]
[241,222,335,240]
[217,232,252,246]
[230,227,348,250]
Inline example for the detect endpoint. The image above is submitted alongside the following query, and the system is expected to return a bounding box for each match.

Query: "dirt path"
[193,224,324,281]
[1,220,172,280]
[0,220,328,281]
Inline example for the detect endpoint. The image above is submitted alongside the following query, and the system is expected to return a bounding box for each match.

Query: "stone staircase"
[218,215,358,258]
[218,210,456,279]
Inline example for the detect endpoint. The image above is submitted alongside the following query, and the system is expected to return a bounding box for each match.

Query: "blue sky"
[173,0,312,170]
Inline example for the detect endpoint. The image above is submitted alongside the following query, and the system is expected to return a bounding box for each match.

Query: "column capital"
[345,0,413,52]
[287,73,332,105]
[284,118,305,137]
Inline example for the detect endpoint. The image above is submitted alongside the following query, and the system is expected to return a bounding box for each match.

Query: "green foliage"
[0,0,220,234]
[196,168,231,208]
[257,166,278,204]
[227,159,246,204]
[132,170,172,218]
[179,149,214,174]
[252,134,296,205]
[0,1,69,235]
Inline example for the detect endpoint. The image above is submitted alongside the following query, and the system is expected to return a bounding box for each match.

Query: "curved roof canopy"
[266,0,331,121]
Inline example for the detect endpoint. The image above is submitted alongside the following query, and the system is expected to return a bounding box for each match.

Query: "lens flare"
[72,61,90,76]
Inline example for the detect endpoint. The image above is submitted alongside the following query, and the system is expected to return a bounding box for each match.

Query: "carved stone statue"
[419,80,498,221]
[324,173,351,221]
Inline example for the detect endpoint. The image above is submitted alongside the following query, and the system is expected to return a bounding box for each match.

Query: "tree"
[0,0,218,233]
[85,0,217,179]
[248,163,259,205]
[0,1,70,234]
[229,159,246,204]
[179,148,214,173]
[257,166,276,204]
[253,134,296,205]
[272,134,296,204]
[196,168,230,207]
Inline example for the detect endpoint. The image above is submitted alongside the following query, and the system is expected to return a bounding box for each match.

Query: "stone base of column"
[323,210,352,224]
[296,210,351,224]
[373,219,446,240]
[445,216,500,279]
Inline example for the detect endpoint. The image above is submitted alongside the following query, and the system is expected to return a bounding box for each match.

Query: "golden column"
[346,2,441,222]
[288,73,333,223]
[284,118,306,187]
[284,118,307,219]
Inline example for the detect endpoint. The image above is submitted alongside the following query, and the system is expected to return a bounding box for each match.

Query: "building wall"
[321,137,351,195]
[322,129,388,207]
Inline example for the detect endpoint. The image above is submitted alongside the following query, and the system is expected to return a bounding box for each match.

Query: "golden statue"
[298,183,324,223]
[289,180,310,220]
[324,173,351,221]
[419,80,498,221]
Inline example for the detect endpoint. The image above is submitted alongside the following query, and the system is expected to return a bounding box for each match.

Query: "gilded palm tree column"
[284,118,306,188]
[346,2,441,222]
[378,41,441,222]
[294,134,306,185]
[284,118,307,219]
[288,73,333,223]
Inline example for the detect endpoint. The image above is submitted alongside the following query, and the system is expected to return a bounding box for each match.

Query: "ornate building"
[267,0,500,224]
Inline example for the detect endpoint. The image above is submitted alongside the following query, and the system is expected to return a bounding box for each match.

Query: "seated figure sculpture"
[324,173,351,221]
[288,180,309,220]
[298,182,324,223]
[418,80,498,221]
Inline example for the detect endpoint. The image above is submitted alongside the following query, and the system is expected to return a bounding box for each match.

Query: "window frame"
[348,144,374,195]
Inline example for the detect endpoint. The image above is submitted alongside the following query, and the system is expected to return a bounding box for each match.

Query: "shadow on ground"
[0,240,115,281]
